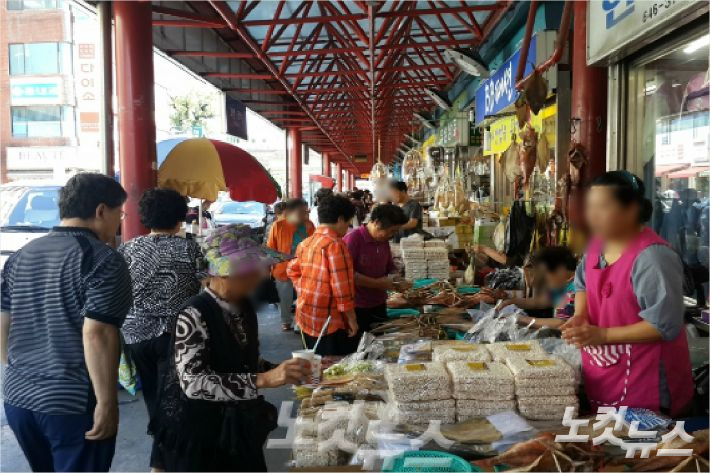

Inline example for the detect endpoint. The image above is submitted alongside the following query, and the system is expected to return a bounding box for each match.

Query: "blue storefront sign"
[225,96,248,140]
[11,83,60,100]
[474,35,536,124]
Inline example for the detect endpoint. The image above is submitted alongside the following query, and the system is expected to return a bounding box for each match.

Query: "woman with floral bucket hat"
[150,224,310,471]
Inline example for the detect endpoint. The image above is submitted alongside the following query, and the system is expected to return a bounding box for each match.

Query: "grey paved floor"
[0,304,303,472]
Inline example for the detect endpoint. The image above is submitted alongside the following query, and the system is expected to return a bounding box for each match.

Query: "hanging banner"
[474,35,537,124]
[485,104,557,156]
[587,0,702,65]
[225,96,248,139]
[73,7,100,142]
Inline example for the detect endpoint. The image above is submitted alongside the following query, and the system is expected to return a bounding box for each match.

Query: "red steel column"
[322,152,331,178]
[115,2,156,239]
[568,0,607,227]
[335,163,342,193]
[288,128,302,198]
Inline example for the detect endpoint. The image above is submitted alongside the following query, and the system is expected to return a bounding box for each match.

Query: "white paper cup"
[292,349,314,384]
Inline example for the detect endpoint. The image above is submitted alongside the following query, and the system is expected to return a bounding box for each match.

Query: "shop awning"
[309,174,335,189]
[667,165,710,179]
[655,163,691,176]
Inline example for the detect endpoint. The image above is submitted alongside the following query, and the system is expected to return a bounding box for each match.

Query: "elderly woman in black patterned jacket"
[150,224,310,472]
[118,188,203,471]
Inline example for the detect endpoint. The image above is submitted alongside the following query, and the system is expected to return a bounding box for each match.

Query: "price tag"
[506,343,532,351]
[405,363,426,372]
[467,362,488,370]
[526,359,556,367]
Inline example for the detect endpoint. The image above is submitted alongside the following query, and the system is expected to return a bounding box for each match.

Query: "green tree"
[169,94,215,134]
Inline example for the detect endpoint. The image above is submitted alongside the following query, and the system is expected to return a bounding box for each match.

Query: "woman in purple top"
[343,204,409,344]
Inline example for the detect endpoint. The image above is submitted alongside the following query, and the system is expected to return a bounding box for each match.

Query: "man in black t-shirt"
[389,181,423,242]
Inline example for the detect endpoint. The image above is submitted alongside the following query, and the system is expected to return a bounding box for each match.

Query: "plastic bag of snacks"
[385,362,451,402]
[432,342,491,363]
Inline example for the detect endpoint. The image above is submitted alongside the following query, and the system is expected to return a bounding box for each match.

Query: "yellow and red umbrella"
[157,137,282,203]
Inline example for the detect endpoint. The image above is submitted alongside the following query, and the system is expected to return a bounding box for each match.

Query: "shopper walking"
[266,198,315,331]
[309,187,333,227]
[343,204,409,342]
[287,195,359,355]
[118,188,204,471]
[0,173,132,472]
[150,225,309,471]
[389,181,423,242]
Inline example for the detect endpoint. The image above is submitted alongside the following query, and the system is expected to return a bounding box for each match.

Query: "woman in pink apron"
[562,171,694,417]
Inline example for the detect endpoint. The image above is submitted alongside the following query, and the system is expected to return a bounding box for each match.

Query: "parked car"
[1,181,63,269]
[210,200,267,236]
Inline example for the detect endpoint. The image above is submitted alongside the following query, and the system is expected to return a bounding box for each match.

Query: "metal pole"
[568,0,607,227]
[115,1,157,239]
[284,129,289,198]
[335,163,342,193]
[288,128,303,198]
[97,1,114,177]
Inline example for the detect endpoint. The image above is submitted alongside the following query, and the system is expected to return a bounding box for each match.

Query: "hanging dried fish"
[568,143,588,187]
[503,135,521,183]
[518,126,538,186]
[536,125,550,171]
[514,93,528,128]
[522,68,548,114]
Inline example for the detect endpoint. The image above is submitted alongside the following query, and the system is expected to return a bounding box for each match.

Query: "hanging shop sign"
[485,104,557,156]
[587,0,703,65]
[225,96,248,140]
[73,8,100,143]
[437,113,470,147]
[6,147,101,172]
[420,134,437,163]
[474,35,537,125]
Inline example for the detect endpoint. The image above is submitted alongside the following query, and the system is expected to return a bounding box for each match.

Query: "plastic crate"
[383,450,474,472]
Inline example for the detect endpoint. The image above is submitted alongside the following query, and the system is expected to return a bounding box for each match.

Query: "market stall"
[280,214,708,472]
[285,300,708,472]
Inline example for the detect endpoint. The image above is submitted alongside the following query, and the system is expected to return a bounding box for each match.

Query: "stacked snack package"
[424,240,450,279]
[384,362,455,425]
[447,359,516,422]
[293,401,381,468]
[486,340,545,362]
[400,236,427,280]
[432,341,491,363]
[506,354,578,420]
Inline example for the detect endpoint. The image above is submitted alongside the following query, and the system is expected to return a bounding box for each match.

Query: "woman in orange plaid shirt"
[287,195,359,356]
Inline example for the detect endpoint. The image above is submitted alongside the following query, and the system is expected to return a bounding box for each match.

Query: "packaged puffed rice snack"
[455,399,516,420]
[392,398,455,413]
[505,355,575,381]
[385,362,451,402]
[293,433,344,468]
[515,383,576,397]
[517,401,579,421]
[486,340,545,361]
[446,360,513,385]
[433,343,491,363]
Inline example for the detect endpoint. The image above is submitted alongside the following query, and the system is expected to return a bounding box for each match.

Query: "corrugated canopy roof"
[151,0,511,173]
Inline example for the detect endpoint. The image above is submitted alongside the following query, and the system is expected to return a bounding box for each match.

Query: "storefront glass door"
[625,28,709,300]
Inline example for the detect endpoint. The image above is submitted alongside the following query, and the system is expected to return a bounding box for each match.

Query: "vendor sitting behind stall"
[390,181,423,242]
[497,246,577,330]
[343,204,410,342]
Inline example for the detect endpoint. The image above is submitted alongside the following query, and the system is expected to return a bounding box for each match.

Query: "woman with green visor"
[150,225,310,472]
